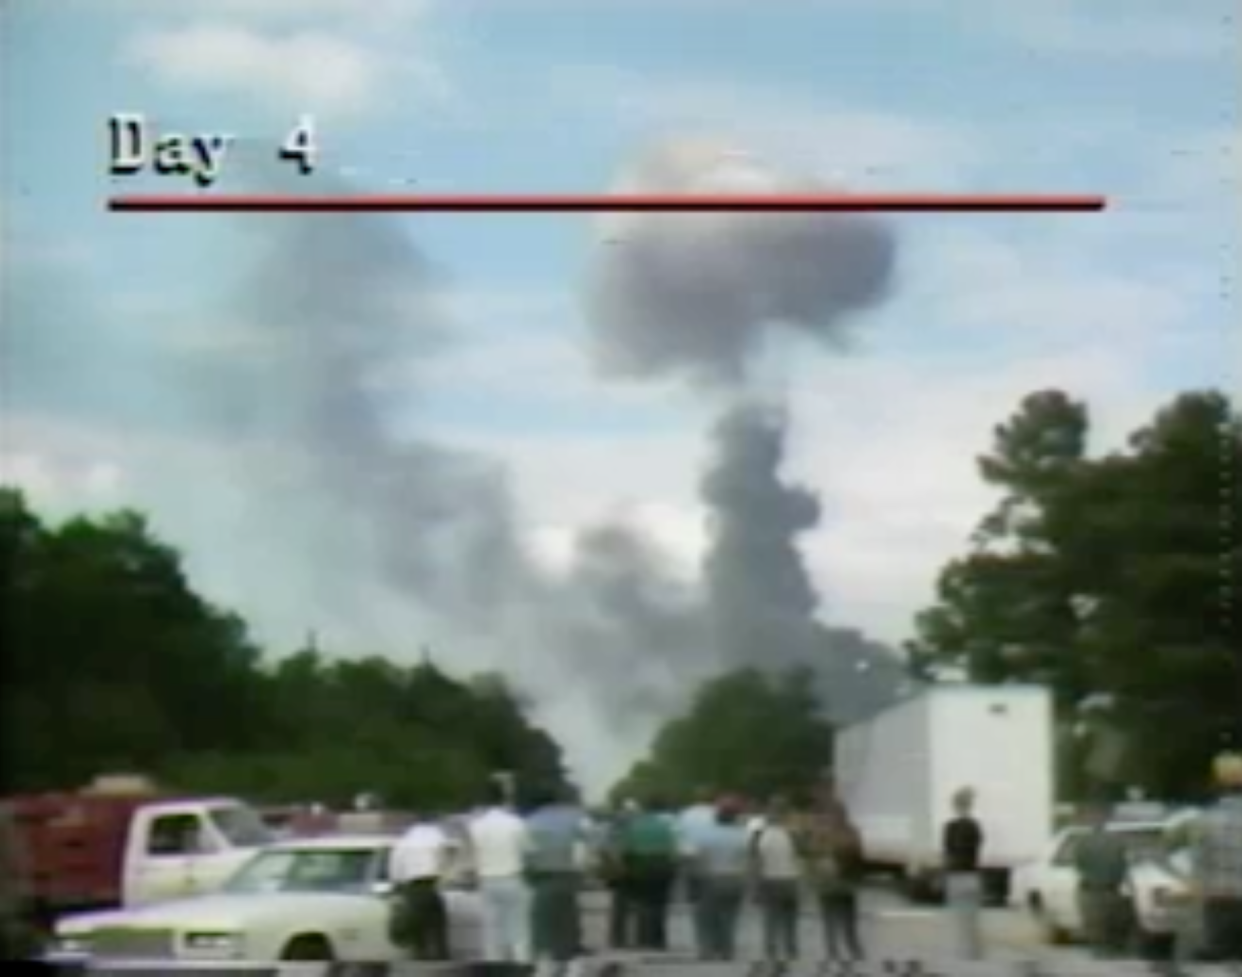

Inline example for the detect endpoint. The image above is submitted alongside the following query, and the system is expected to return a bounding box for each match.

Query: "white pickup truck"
[4,785,275,931]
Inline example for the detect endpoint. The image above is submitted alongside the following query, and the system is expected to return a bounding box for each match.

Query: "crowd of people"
[387,780,923,964]
[385,750,1242,965]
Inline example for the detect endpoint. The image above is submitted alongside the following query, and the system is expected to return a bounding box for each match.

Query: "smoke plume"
[206,137,909,783]
[583,136,909,722]
[6,138,911,791]
[586,137,898,387]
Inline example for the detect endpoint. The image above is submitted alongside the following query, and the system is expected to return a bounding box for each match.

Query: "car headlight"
[180,931,245,958]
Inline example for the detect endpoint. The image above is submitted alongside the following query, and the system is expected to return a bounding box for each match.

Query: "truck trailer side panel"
[928,685,1054,869]
[834,683,1054,892]
[834,694,933,866]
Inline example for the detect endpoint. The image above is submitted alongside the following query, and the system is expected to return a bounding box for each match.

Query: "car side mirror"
[372,880,395,897]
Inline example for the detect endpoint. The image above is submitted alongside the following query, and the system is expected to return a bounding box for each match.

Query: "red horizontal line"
[107,192,1108,214]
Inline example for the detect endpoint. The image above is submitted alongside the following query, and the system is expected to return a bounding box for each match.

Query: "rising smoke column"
[178,137,904,789]
[194,165,710,787]
[583,137,906,716]
[700,402,823,668]
[587,137,897,388]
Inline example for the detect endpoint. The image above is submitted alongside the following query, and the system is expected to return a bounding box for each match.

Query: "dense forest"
[0,489,569,809]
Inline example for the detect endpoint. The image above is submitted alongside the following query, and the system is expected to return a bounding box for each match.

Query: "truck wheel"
[281,934,336,960]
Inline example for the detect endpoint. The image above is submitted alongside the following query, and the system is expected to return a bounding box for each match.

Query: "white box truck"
[833,683,1055,905]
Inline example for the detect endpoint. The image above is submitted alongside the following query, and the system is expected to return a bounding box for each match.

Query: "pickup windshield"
[208,805,275,848]
[224,847,384,894]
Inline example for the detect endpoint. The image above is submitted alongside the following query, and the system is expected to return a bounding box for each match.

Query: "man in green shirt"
[618,797,679,950]
[1073,802,1132,958]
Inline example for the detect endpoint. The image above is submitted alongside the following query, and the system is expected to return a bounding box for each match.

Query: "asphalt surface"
[578,887,1098,968]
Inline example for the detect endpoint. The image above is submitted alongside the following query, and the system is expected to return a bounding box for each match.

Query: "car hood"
[57,892,375,934]
[1130,859,1189,890]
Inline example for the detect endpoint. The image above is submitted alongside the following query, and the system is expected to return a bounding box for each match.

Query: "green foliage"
[611,665,834,806]
[0,489,570,808]
[907,389,1242,801]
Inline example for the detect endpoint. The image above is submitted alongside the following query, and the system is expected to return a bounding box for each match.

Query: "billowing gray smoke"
[700,402,821,665]
[583,137,910,723]
[193,171,714,785]
[3,139,911,791]
[202,137,910,783]
[586,137,897,387]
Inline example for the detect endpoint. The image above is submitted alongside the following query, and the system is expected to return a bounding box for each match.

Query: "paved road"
[578,888,1093,968]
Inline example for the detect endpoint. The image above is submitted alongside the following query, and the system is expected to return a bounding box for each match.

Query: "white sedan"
[1016,814,1196,953]
[50,834,483,964]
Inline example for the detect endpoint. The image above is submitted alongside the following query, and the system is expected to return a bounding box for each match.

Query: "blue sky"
[2,0,1238,779]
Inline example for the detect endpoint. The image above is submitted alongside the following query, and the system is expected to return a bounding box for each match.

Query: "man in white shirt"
[751,798,801,962]
[468,782,532,962]
[389,813,460,960]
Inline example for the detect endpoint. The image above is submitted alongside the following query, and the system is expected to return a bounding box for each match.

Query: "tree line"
[5,387,1237,810]
[616,388,1241,805]
[0,489,569,809]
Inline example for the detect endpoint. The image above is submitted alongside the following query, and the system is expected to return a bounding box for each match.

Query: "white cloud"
[120,0,452,123]
[122,24,436,120]
[109,0,427,28]
[561,67,986,188]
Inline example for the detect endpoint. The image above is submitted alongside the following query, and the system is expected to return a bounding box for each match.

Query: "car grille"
[90,927,176,959]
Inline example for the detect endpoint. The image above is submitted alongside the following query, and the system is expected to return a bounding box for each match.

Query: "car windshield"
[209,804,276,848]
[225,847,384,895]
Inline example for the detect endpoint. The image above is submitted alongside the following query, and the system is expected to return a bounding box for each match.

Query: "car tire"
[1029,895,1069,945]
[281,934,336,960]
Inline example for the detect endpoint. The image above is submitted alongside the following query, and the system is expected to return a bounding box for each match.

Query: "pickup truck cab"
[3,787,274,931]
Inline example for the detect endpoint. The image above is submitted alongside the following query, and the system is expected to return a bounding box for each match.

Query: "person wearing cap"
[1191,752,1242,961]
[682,795,751,960]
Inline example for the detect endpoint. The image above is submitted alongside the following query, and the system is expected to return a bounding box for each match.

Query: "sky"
[1,0,1238,788]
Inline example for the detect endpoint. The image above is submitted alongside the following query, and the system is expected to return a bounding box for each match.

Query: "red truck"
[1,776,273,935]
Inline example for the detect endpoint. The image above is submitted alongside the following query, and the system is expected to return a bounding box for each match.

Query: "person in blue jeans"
[684,796,751,960]
[524,786,590,964]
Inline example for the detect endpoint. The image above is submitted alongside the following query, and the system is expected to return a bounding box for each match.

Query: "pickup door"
[128,811,205,906]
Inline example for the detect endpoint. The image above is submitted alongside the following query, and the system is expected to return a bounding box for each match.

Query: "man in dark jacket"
[942,787,985,959]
